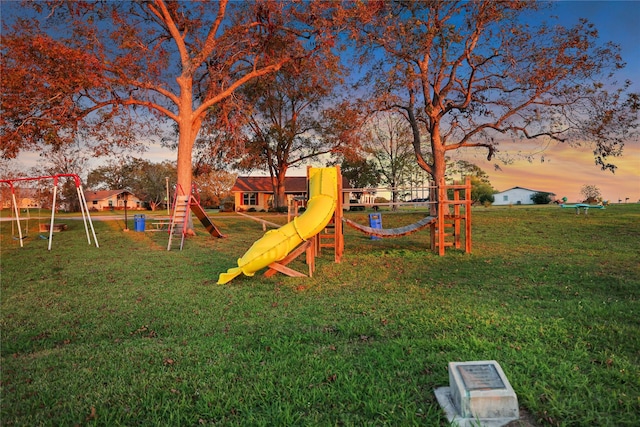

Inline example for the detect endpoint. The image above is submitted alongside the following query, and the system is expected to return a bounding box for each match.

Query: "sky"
[7,1,640,203]
[467,0,640,203]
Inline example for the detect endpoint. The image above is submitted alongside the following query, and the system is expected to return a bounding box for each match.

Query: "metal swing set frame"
[1,173,99,250]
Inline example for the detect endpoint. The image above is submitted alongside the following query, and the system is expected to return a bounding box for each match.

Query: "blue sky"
[553,0,639,91]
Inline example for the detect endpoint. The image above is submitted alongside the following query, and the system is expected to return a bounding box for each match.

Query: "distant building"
[84,190,144,211]
[231,175,352,211]
[492,186,556,206]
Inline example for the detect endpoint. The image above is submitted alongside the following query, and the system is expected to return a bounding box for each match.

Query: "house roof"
[84,189,133,202]
[495,186,556,196]
[232,175,351,193]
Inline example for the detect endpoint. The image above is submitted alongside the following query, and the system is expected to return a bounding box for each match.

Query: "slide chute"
[218,167,338,284]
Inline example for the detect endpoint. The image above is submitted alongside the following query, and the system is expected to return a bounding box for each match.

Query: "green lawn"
[1,204,639,426]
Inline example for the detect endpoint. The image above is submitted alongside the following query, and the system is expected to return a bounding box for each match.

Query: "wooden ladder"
[432,219,456,254]
[317,215,343,263]
[167,194,190,251]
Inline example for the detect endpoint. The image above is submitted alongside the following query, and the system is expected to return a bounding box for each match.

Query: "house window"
[243,192,258,206]
[503,195,508,201]
[108,200,113,207]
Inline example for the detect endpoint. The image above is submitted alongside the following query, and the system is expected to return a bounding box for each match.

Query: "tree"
[33,143,91,212]
[448,160,491,185]
[133,161,177,211]
[580,184,602,203]
[472,177,496,205]
[365,111,416,207]
[87,161,133,191]
[531,192,552,205]
[340,158,380,190]
[88,158,177,211]
[233,52,352,209]
[339,157,380,200]
[193,164,236,209]
[347,1,638,207]
[449,160,496,204]
[2,1,339,210]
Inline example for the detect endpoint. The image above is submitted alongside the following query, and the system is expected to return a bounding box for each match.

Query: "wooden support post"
[306,235,316,277]
[465,176,472,253]
[454,187,461,249]
[334,164,344,263]
[264,240,314,278]
[437,185,446,256]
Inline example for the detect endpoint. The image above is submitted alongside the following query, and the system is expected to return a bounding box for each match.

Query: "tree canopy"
[2,0,637,201]
[87,158,177,210]
[580,184,602,202]
[232,52,353,208]
[346,0,638,197]
[1,0,339,195]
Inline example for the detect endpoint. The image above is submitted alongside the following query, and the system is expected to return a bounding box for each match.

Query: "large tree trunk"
[427,129,447,216]
[176,75,195,197]
[274,166,288,210]
[176,129,194,199]
[431,144,447,197]
[175,77,198,232]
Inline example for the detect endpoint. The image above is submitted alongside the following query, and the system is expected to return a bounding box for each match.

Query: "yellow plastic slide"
[217,167,338,284]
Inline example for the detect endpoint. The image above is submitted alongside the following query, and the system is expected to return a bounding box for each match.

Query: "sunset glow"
[455,142,640,203]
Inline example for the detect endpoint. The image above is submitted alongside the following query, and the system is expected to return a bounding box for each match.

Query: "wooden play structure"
[341,177,472,256]
[254,166,344,280]
[1,174,99,250]
[229,168,471,282]
[432,178,472,255]
[167,183,225,250]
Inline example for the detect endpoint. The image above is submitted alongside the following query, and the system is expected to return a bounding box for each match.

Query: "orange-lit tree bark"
[1,1,337,203]
[347,1,638,202]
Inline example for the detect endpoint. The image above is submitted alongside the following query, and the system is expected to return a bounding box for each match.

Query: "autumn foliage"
[1,0,340,192]
[1,0,637,195]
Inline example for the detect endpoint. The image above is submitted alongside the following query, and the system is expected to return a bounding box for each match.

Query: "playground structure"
[218,166,471,284]
[218,167,342,284]
[343,178,472,255]
[167,183,225,250]
[1,174,99,250]
[560,203,605,215]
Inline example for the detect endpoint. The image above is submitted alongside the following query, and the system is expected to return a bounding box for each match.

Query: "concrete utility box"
[435,360,519,427]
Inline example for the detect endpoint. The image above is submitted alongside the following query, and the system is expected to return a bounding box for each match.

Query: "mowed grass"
[1,204,638,426]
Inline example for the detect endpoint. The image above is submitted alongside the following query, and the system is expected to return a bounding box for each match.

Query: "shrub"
[531,192,552,204]
[478,193,495,205]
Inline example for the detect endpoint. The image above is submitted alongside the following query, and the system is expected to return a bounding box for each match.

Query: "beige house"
[231,176,352,211]
[84,190,144,211]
